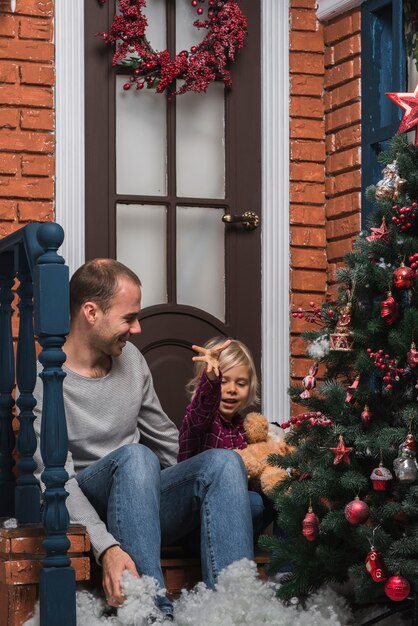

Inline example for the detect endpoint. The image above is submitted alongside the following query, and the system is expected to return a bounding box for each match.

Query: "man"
[33,259,253,621]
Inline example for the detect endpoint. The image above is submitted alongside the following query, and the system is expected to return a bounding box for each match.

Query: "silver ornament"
[393,434,418,483]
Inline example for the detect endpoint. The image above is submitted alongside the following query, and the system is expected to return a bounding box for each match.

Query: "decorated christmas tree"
[261,98,418,606]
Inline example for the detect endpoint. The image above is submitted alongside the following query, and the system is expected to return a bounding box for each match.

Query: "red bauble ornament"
[384,575,411,602]
[380,292,399,325]
[386,83,418,145]
[360,404,371,429]
[407,342,418,368]
[392,264,415,289]
[344,496,370,525]
[302,506,320,542]
[365,548,388,582]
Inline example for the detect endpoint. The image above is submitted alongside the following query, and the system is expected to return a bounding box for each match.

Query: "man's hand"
[101,545,139,606]
[191,339,232,380]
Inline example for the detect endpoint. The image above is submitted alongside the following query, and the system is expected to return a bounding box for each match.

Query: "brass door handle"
[222,211,260,230]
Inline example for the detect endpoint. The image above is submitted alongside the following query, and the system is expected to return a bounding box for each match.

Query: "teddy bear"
[236,412,293,495]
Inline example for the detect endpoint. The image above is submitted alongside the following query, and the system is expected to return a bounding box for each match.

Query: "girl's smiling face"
[219,364,250,419]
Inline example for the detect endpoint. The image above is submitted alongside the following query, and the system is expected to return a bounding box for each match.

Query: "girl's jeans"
[76,444,254,614]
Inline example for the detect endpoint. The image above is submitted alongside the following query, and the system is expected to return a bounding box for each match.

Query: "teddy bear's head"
[243,412,269,444]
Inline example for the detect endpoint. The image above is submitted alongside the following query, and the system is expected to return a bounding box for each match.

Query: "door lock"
[222,211,260,230]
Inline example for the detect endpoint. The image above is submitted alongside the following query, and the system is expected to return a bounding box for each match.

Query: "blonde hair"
[187,337,259,409]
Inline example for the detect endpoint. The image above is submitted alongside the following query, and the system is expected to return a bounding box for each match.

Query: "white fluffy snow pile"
[23,557,358,626]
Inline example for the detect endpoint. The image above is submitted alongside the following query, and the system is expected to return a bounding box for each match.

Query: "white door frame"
[55,0,290,421]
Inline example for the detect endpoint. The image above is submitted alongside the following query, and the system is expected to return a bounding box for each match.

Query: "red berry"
[197,6,204,14]
[123,83,131,90]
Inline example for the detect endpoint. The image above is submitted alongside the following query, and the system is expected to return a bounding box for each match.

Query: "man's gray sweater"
[32,341,179,561]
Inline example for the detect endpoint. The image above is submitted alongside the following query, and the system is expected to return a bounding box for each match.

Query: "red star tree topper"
[386,84,418,145]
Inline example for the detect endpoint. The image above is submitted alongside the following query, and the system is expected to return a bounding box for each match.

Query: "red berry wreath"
[98,0,247,96]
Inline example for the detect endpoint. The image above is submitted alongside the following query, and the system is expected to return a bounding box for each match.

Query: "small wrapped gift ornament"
[370,463,393,491]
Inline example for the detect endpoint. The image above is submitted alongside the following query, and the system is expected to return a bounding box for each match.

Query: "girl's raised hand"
[191,339,232,380]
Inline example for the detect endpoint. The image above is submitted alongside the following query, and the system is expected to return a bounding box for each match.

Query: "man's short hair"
[70,259,141,317]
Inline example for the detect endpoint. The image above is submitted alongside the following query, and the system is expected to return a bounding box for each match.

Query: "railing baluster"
[33,223,75,626]
[16,246,41,523]
[0,250,16,518]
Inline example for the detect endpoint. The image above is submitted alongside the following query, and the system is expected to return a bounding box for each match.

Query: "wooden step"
[0,522,90,626]
[160,546,269,596]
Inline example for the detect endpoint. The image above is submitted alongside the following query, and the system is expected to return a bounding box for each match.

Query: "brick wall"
[289,3,362,393]
[290,0,327,385]
[324,10,361,298]
[0,0,54,239]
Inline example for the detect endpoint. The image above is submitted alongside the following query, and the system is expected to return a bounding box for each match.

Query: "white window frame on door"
[55,0,290,422]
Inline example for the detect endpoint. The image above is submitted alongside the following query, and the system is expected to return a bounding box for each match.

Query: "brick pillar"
[324,10,362,298]
[0,0,55,237]
[289,0,326,393]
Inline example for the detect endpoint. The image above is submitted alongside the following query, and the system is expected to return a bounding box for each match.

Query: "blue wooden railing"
[0,222,75,626]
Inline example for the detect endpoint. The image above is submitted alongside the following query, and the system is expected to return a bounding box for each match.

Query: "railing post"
[33,223,75,626]
[0,250,16,518]
[15,246,41,523]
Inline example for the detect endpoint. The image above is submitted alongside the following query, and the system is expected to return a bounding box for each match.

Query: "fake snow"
[307,336,330,360]
[22,558,409,626]
[2,517,18,529]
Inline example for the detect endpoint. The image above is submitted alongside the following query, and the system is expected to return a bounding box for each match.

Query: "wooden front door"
[84,0,261,426]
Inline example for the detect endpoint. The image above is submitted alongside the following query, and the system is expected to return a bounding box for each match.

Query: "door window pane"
[144,0,166,51]
[116,75,167,196]
[176,82,225,198]
[176,206,225,321]
[116,204,167,308]
[176,0,207,53]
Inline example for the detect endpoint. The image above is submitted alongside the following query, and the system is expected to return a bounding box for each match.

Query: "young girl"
[178,337,259,462]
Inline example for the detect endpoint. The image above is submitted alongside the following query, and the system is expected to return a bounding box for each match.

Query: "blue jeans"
[76,444,254,613]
